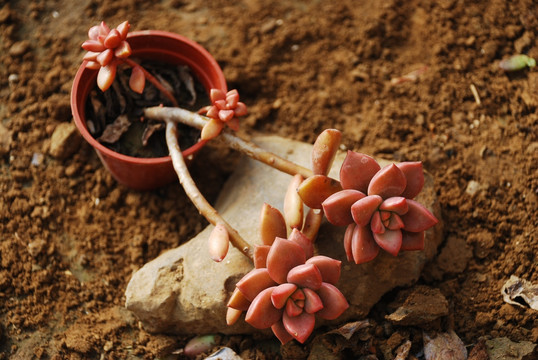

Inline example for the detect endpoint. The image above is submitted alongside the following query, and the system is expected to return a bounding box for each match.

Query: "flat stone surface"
[125,135,443,335]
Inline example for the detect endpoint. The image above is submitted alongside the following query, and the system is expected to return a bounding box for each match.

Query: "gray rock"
[125,135,443,335]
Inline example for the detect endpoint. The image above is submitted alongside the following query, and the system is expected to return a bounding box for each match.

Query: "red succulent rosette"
[227,229,349,344]
[199,89,248,140]
[81,21,145,93]
[322,152,438,264]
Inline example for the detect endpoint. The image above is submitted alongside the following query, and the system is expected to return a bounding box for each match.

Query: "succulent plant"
[321,151,438,264]
[227,229,348,344]
[199,89,248,140]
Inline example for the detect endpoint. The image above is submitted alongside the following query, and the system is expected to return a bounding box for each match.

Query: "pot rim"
[71,30,225,165]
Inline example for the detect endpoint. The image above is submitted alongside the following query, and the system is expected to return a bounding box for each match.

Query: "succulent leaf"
[218,109,235,122]
[297,175,342,209]
[343,224,355,262]
[401,199,438,232]
[285,298,303,317]
[340,151,380,193]
[271,283,298,309]
[236,268,277,301]
[271,321,294,344]
[373,229,402,256]
[245,287,282,329]
[210,88,226,102]
[253,245,271,269]
[201,117,224,140]
[350,195,383,227]
[306,256,341,285]
[379,197,408,215]
[283,311,316,344]
[259,203,287,246]
[311,129,342,176]
[234,102,248,116]
[116,21,130,40]
[208,223,229,262]
[315,283,349,320]
[104,28,122,49]
[322,189,366,226]
[386,213,404,230]
[227,288,251,311]
[81,39,106,52]
[96,62,117,91]
[396,162,424,199]
[287,264,323,290]
[267,238,307,284]
[226,307,243,326]
[302,208,323,241]
[284,175,304,229]
[302,288,324,314]
[288,229,314,260]
[114,40,132,58]
[351,224,380,264]
[368,164,407,198]
[370,211,385,234]
[129,65,146,94]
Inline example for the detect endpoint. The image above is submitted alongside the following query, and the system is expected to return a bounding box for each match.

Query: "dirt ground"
[0,0,537,359]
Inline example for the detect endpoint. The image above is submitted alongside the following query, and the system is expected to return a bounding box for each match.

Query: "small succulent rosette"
[226,229,349,344]
[321,152,438,264]
[199,89,248,140]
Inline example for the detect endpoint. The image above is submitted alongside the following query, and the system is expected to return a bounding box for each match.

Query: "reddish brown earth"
[0,0,536,359]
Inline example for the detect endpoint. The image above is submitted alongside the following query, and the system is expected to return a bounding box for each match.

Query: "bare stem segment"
[145,106,313,179]
[165,120,253,261]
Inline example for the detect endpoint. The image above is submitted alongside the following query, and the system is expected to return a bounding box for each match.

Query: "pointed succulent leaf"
[285,298,303,317]
[206,105,219,119]
[287,263,322,290]
[114,40,132,58]
[373,229,402,256]
[400,230,425,251]
[214,99,227,110]
[226,307,243,326]
[201,117,224,140]
[343,224,355,262]
[315,283,349,320]
[98,21,110,36]
[81,39,106,53]
[291,289,305,301]
[306,256,341,285]
[368,164,407,198]
[85,61,100,70]
[302,208,323,242]
[245,287,282,329]
[401,199,438,232]
[283,311,316,344]
[210,88,226,102]
[236,268,277,301]
[116,21,130,40]
[284,175,304,229]
[129,66,146,94]
[397,162,424,199]
[234,102,248,116]
[97,62,117,92]
[271,283,298,309]
[386,213,404,230]
[218,109,235,122]
[351,224,380,264]
[370,211,385,234]
[267,238,306,284]
[311,129,342,176]
[271,321,294,345]
[288,228,313,260]
[253,245,271,269]
[104,28,122,49]
[208,223,229,262]
[340,151,380,192]
[297,175,342,209]
[302,288,324,314]
[379,197,408,215]
[226,116,240,131]
[88,25,100,40]
[226,91,239,108]
[322,189,365,226]
[96,49,113,66]
[350,195,383,227]
[227,288,251,311]
[259,203,287,246]
[83,51,99,62]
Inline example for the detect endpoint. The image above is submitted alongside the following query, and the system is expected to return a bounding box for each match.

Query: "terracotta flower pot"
[71,30,227,190]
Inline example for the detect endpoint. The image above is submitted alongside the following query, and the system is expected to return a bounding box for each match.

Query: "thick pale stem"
[145,106,313,179]
[165,120,253,261]
[124,58,179,107]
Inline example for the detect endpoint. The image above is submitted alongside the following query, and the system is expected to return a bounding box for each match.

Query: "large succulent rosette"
[322,151,438,264]
[227,229,349,344]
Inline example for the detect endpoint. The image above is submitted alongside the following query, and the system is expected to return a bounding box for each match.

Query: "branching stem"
[165,120,253,261]
[145,106,313,179]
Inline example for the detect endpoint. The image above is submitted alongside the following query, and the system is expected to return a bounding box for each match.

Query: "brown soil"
[1,0,536,359]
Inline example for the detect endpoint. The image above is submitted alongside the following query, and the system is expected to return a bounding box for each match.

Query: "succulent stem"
[145,106,313,179]
[165,120,253,261]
